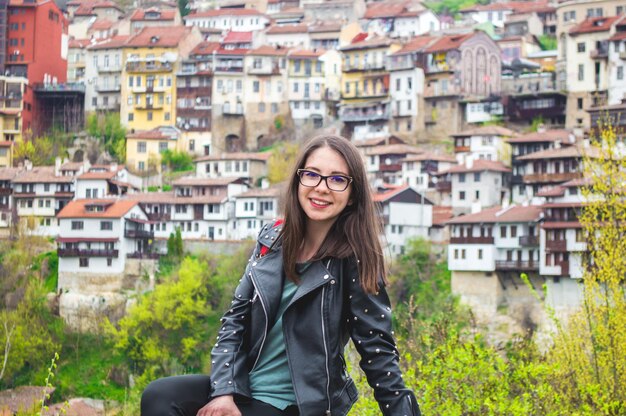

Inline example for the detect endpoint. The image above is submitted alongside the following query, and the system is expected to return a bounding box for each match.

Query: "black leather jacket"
[210,223,420,416]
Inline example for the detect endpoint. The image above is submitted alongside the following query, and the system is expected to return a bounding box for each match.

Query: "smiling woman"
[141,135,421,416]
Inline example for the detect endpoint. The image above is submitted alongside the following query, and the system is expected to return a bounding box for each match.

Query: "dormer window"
[146,11,160,19]
[150,35,160,44]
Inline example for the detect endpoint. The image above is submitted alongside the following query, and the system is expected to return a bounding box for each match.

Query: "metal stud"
[381,314,385,318]
[223,349,228,353]
[225,363,230,367]
[387,372,391,376]
[252,262,257,266]
[330,280,336,284]
[376,348,380,353]
[364,309,368,313]
[323,274,329,280]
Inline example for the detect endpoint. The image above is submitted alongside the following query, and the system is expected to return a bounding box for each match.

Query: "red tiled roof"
[432,205,453,226]
[194,152,271,162]
[507,129,573,144]
[288,48,325,58]
[247,45,289,56]
[340,35,395,51]
[223,30,252,43]
[309,21,343,33]
[125,26,193,48]
[452,125,517,138]
[569,16,624,35]
[438,159,511,175]
[190,40,221,55]
[364,1,415,19]
[608,30,626,41]
[57,199,138,219]
[367,144,422,156]
[373,185,408,202]
[125,191,226,204]
[78,171,117,180]
[236,183,285,198]
[130,8,177,21]
[393,35,437,55]
[536,185,565,197]
[187,8,264,18]
[13,167,74,183]
[541,221,583,229]
[73,5,96,15]
[172,177,242,186]
[423,33,474,53]
[60,162,84,171]
[90,18,113,30]
[401,152,456,163]
[448,205,542,224]
[266,23,308,34]
[69,38,91,48]
[0,167,22,180]
[88,35,130,50]
[214,48,248,56]
[127,127,178,140]
[516,145,600,160]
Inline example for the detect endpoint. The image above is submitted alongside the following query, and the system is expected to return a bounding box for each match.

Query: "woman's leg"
[141,374,211,416]
[236,399,299,416]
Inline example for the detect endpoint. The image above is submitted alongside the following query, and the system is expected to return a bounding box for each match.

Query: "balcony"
[522,172,581,184]
[95,84,121,92]
[343,63,386,72]
[223,107,244,116]
[454,146,470,153]
[124,229,154,239]
[214,65,243,73]
[620,51,626,60]
[545,240,567,252]
[135,102,163,110]
[435,180,451,192]
[424,84,460,98]
[495,261,539,271]
[339,108,390,122]
[0,188,11,196]
[519,235,538,246]
[590,47,608,60]
[247,64,280,75]
[511,175,524,185]
[126,62,173,73]
[58,248,119,258]
[127,252,160,259]
[379,163,402,172]
[32,83,86,93]
[450,236,495,244]
[97,65,122,73]
[147,212,171,221]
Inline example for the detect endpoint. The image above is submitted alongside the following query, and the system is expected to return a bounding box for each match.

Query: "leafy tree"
[161,149,194,173]
[538,35,557,51]
[12,136,59,166]
[166,227,184,259]
[178,0,189,17]
[86,113,126,162]
[267,142,299,184]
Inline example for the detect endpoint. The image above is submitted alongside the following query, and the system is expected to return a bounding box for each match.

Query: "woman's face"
[297,146,352,228]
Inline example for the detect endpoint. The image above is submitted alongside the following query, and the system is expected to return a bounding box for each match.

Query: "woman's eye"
[304,171,319,178]
[330,176,347,184]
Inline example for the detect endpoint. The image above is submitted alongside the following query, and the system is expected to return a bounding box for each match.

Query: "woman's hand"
[197,395,242,416]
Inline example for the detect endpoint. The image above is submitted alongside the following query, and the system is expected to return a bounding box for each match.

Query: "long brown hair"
[281,134,386,294]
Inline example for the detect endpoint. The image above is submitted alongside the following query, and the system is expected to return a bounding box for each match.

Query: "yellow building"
[126,126,180,173]
[339,36,401,140]
[120,26,202,131]
[0,76,28,167]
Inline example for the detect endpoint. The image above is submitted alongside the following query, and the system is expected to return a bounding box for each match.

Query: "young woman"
[141,135,420,416]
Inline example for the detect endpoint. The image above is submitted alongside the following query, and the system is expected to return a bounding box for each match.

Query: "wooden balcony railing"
[58,248,119,258]
[450,236,494,244]
[124,229,154,239]
[545,240,567,252]
[495,261,539,271]
[127,252,160,259]
[519,235,538,246]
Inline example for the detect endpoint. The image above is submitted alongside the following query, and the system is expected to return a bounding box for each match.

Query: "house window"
[71,221,84,230]
[511,226,517,238]
[454,249,458,259]
[618,66,624,81]
[475,190,480,199]
[459,191,465,200]
[79,258,89,267]
[101,221,113,230]
[258,102,265,112]
[459,173,466,183]
[478,249,483,260]
[159,141,168,153]
[137,141,147,153]
[578,64,584,81]
[501,226,507,238]
[474,172,481,181]
[577,42,585,53]
[107,258,113,266]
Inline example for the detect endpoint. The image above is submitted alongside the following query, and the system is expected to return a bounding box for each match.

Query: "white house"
[184,9,270,32]
[437,159,511,215]
[85,36,128,113]
[400,152,456,192]
[75,165,136,199]
[374,185,433,256]
[363,2,440,39]
[451,125,517,164]
[194,152,271,184]
[264,23,311,48]
[232,184,284,240]
[363,143,422,186]
[0,167,21,231]
[608,30,626,105]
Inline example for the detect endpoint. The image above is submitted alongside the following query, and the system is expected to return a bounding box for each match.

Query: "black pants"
[141,375,299,416]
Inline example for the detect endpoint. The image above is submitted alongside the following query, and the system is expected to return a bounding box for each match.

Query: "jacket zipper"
[322,259,332,414]
[249,270,268,372]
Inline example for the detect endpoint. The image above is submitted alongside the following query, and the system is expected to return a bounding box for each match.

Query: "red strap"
[259,219,284,257]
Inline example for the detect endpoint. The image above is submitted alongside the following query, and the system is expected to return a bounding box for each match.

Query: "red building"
[6,0,70,134]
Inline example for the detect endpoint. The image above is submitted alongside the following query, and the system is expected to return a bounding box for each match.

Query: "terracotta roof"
[130,8,177,21]
[432,205,453,226]
[608,31,626,41]
[172,177,241,186]
[190,40,221,55]
[214,48,248,56]
[451,125,517,138]
[247,45,289,56]
[569,16,624,35]
[460,1,535,13]
[60,162,84,171]
[438,160,511,175]
[127,128,179,140]
[125,191,226,204]
[78,171,117,180]
[562,177,592,187]
[266,23,309,34]
[288,48,325,58]
[88,35,130,50]
[57,199,138,219]
[354,136,406,147]
[187,8,264,18]
[0,167,22,180]
[194,152,271,162]
[364,1,416,19]
[236,183,285,198]
[516,145,600,160]
[536,185,565,197]
[448,205,542,224]
[73,5,96,15]
[367,144,422,156]
[223,31,252,43]
[373,184,433,204]
[13,167,74,183]
[541,221,583,229]
[69,38,91,48]
[401,152,456,163]
[125,26,193,48]
[340,36,394,51]
[308,21,343,33]
[90,18,113,30]
[392,35,437,55]
[507,129,573,144]
[423,33,473,53]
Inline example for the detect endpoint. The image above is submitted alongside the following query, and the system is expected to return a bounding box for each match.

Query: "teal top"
[248,278,299,410]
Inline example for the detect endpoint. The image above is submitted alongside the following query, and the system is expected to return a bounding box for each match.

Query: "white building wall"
[448,244,496,271]
[75,179,109,199]
[185,15,269,32]
[451,171,503,212]
[266,33,310,48]
[608,39,626,105]
[389,68,422,118]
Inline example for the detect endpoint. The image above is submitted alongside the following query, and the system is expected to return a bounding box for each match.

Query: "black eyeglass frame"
[296,169,353,192]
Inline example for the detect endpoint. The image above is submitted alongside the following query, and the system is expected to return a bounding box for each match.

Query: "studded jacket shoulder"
[209,222,421,416]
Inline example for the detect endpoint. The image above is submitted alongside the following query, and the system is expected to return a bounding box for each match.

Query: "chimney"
[54,156,61,176]
[554,140,561,149]
[470,200,482,214]
[260,178,270,189]
[25,159,33,171]
[537,123,546,133]
[465,157,474,169]
[110,162,118,172]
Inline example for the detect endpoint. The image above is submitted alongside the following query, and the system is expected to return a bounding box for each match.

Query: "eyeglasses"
[296,169,353,192]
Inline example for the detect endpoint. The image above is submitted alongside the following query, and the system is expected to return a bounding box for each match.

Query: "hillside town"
[0,0,624,334]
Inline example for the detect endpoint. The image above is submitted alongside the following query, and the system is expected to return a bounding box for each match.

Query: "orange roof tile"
[247,44,289,56]
[569,16,624,35]
[130,8,177,21]
[266,23,309,34]
[288,48,325,58]
[438,159,511,175]
[78,171,117,180]
[432,205,453,226]
[452,125,517,138]
[194,152,271,162]
[393,35,437,55]
[69,38,92,48]
[125,26,193,48]
[88,35,130,50]
[0,167,22,180]
[340,35,395,51]
[223,31,253,43]
[507,129,573,144]
[308,21,343,33]
[90,18,113,30]
[516,145,600,160]
[13,167,74,183]
[190,40,221,55]
[125,191,226,204]
[424,33,473,53]
[367,144,422,156]
[448,205,542,224]
[57,199,139,219]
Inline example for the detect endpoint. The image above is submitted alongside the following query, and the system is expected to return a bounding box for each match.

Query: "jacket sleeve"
[208,244,259,399]
[345,258,421,416]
